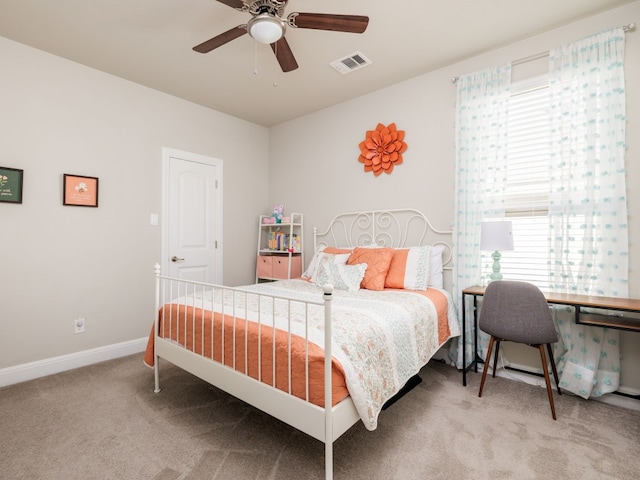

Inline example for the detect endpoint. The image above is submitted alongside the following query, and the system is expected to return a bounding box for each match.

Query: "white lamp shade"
[480,221,514,251]
[248,14,285,44]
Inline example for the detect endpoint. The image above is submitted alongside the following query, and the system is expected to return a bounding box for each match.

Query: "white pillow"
[313,256,367,292]
[302,245,327,279]
[303,246,352,279]
[429,245,445,288]
[310,252,350,283]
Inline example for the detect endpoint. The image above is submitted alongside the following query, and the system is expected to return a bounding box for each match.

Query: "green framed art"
[0,166,24,204]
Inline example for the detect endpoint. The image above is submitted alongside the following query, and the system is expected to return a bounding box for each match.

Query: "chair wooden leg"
[538,345,557,420]
[492,339,501,378]
[546,343,561,396]
[478,336,495,397]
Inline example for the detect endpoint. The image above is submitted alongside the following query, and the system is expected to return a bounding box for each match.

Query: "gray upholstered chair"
[477,280,562,420]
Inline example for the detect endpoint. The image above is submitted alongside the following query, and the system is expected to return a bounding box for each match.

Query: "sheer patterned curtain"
[548,28,628,398]
[450,65,511,368]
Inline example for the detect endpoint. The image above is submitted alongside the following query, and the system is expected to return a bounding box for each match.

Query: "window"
[482,75,553,289]
[482,72,619,292]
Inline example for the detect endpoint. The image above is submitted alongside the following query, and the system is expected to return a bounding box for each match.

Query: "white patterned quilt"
[190,279,457,430]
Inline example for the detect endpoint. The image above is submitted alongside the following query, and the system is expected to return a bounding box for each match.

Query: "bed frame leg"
[154,357,161,393]
[153,262,162,394]
[326,441,333,480]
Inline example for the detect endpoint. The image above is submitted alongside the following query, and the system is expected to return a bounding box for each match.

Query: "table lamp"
[480,220,514,282]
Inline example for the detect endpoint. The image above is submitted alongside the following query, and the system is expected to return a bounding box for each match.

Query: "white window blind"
[483,75,553,290]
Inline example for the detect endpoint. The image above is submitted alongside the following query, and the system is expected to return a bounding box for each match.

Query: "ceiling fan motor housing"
[248,0,286,18]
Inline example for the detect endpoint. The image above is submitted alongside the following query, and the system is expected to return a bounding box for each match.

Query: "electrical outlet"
[74,317,85,334]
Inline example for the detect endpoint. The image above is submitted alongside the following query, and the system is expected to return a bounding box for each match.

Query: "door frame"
[161,147,223,282]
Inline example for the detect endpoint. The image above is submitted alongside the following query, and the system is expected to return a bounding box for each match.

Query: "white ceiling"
[0,0,634,126]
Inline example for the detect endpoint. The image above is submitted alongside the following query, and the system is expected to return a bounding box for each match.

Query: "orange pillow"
[384,246,431,290]
[346,247,395,291]
[385,248,410,289]
[323,247,353,255]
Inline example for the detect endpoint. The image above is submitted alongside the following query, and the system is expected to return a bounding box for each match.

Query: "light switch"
[150,213,159,226]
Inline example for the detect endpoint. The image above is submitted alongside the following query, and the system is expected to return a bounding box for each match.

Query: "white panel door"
[162,148,222,283]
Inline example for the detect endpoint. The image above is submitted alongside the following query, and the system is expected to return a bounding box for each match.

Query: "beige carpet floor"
[0,353,638,480]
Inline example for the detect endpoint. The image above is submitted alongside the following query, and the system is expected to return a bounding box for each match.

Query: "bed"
[144,208,459,480]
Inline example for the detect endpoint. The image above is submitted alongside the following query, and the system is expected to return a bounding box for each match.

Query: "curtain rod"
[451,22,636,83]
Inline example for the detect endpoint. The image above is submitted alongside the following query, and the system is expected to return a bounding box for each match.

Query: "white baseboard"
[480,362,640,412]
[0,337,148,388]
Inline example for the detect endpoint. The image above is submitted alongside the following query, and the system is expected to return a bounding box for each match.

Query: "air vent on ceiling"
[329,51,372,74]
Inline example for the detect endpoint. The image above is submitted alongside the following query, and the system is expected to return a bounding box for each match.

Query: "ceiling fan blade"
[215,0,246,9]
[288,13,369,34]
[193,26,247,53]
[270,37,298,72]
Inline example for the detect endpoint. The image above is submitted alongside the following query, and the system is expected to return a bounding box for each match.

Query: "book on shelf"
[267,232,300,252]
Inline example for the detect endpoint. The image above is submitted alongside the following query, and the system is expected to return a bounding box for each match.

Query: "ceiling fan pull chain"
[272,41,278,87]
[254,41,259,75]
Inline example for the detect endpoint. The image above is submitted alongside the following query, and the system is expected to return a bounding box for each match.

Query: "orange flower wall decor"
[358,122,407,176]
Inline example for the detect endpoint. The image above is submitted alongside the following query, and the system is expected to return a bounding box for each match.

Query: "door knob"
[171,256,184,262]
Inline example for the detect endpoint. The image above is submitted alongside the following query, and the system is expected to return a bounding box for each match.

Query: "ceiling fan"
[193,0,369,72]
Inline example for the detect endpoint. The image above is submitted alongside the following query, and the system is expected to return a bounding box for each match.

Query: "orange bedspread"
[424,288,452,345]
[144,303,349,407]
[144,287,451,409]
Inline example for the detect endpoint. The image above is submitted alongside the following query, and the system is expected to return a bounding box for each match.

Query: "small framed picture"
[63,174,99,207]
[0,166,24,204]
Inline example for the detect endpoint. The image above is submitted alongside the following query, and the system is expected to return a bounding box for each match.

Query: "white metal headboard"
[313,208,452,269]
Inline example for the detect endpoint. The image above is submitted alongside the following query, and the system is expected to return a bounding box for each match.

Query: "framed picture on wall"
[63,174,99,207]
[0,166,24,204]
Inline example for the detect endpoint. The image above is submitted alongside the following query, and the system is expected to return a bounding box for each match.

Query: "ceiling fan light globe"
[248,14,285,44]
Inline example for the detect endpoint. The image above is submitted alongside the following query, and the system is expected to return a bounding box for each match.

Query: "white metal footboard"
[152,264,359,480]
